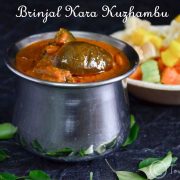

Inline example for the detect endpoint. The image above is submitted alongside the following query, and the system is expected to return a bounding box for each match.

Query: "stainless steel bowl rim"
[5,31,139,88]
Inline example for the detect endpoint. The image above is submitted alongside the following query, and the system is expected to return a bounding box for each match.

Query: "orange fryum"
[174,60,180,73]
[161,67,180,85]
[129,66,142,80]
[175,66,180,74]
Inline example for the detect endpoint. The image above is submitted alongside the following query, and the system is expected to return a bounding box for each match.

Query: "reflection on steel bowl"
[5,30,139,161]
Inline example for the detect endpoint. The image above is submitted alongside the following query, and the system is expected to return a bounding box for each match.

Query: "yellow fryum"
[161,49,179,67]
[129,28,163,49]
[143,31,163,49]
[129,28,147,46]
[175,14,180,22]
[161,40,180,67]
[148,35,163,49]
[176,35,180,43]
[169,40,180,58]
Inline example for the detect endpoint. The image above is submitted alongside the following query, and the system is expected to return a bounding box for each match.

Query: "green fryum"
[0,123,17,140]
[139,151,173,180]
[0,149,9,162]
[122,115,139,147]
[141,59,160,83]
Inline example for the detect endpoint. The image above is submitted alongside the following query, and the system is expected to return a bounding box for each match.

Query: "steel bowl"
[5,31,139,162]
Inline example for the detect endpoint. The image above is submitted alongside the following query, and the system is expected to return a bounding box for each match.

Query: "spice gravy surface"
[16,38,130,83]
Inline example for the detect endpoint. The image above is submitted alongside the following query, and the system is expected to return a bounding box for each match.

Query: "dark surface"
[0,0,180,179]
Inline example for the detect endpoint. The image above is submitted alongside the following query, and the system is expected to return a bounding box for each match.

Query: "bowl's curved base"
[17,135,124,162]
[23,146,114,162]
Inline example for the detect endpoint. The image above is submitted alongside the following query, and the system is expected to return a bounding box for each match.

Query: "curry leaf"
[28,170,51,180]
[122,115,139,147]
[139,151,173,180]
[116,171,146,180]
[139,156,178,169]
[46,147,73,157]
[0,172,17,180]
[105,159,146,180]
[0,149,9,162]
[0,123,17,140]
[89,172,93,180]
[31,140,45,153]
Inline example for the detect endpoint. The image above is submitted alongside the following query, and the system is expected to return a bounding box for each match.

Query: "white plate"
[111,26,180,105]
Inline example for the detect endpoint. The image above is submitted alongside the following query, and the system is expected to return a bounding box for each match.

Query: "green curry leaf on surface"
[139,151,173,180]
[89,172,93,180]
[122,115,140,147]
[106,152,176,180]
[28,170,51,180]
[0,149,9,162]
[116,171,146,180]
[0,170,51,180]
[105,159,146,180]
[0,172,17,180]
[139,156,178,169]
[0,123,17,140]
